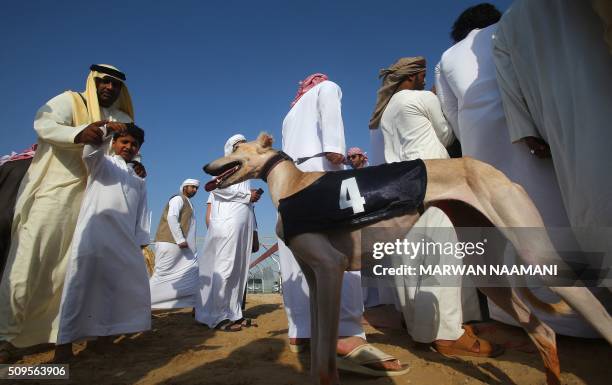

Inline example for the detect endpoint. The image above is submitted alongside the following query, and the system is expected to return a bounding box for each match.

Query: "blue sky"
[0,0,512,240]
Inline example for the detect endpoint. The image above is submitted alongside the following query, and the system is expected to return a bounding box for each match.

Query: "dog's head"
[203,132,276,191]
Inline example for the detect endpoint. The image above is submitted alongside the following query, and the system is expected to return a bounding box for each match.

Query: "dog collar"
[260,151,293,182]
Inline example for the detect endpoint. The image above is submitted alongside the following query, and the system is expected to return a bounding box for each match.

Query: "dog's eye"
[232,140,246,153]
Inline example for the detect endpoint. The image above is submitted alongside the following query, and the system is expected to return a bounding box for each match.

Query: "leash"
[294,152,326,165]
[259,151,293,182]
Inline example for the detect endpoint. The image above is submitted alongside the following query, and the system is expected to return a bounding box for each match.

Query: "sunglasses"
[348,154,362,160]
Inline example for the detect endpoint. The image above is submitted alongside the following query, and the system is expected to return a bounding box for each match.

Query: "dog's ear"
[257,132,274,148]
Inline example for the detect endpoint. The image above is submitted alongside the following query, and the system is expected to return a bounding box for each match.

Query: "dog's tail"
[518,287,572,315]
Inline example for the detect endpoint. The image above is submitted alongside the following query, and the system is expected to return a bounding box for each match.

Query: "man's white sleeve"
[318,82,346,155]
[424,92,455,147]
[167,195,186,244]
[434,62,460,140]
[82,126,111,174]
[492,27,541,143]
[34,92,88,148]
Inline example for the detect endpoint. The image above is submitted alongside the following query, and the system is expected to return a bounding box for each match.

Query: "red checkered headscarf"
[347,147,367,161]
[346,147,369,168]
[290,73,329,108]
[0,144,37,167]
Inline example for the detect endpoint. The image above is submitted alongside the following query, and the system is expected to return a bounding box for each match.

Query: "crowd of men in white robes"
[0,0,610,379]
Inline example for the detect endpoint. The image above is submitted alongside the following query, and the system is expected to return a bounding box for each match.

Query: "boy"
[55,122,151,360]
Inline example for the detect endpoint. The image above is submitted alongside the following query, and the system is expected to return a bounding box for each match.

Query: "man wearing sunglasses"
[346,147,369,169]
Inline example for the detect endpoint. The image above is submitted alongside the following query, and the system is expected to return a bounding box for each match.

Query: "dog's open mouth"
[204,161,241,192]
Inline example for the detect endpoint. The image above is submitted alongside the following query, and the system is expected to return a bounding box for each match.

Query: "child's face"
[112,134,140,162]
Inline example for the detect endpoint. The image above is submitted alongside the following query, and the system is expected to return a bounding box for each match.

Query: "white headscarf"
[180,179,200,193]
[224,134,247,156]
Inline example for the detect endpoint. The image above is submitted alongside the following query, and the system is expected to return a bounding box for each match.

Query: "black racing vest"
[278,159,427,241]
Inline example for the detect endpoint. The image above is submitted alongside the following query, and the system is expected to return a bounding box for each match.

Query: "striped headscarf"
[83,64,134,123]
[369,57,426,129]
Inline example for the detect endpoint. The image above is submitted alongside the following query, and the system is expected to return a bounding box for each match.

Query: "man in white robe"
[281,73,405,374]
[149,179,200,309]
[343,147,398,308]
[371,58,500,356]
[435,3,601,337]
[195,134,261,331]
[0,64,137,361]
[56,124,150,359]
[492,0,612,258]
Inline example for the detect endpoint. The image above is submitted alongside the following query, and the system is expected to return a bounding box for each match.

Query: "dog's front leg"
[291,233,347,385]
[293,252,320,378]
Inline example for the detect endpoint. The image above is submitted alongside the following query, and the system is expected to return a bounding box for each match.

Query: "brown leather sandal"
[433,331,504,358]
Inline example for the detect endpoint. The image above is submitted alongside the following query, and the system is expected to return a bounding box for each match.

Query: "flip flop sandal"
[433,331,504,358]
[336,344,410,377]
[215,319,242,332]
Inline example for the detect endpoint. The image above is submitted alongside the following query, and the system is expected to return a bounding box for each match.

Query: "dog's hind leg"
[548,286,612,343]
[290,233,348,385]
[426,158,612,343]
[462,160,612,344]
[479,286,561,385]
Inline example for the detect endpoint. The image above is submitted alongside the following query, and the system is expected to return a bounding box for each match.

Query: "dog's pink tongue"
[204,179,218,192]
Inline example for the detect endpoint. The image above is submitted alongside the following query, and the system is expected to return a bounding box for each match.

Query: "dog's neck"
[259,151,292,182]
[265,160,302,207]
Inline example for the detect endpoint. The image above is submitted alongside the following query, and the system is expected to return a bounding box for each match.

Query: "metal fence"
[247,236,281,294]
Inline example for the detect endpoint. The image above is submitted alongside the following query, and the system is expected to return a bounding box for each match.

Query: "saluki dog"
[203,133,612,385]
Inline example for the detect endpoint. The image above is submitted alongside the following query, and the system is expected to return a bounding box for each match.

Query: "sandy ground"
[3,294,611,385]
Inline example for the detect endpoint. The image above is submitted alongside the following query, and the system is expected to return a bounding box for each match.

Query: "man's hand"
[74,120,108,144]
[178,242,189,249]
[250,189,262,203]
[325,152,345,165]
[106,122,127,133]
[522,136,551,159]
[131,161,147,178]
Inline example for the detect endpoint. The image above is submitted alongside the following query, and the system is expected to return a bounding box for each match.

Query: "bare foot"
[288,337,309,353]
[336,336,403,371]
